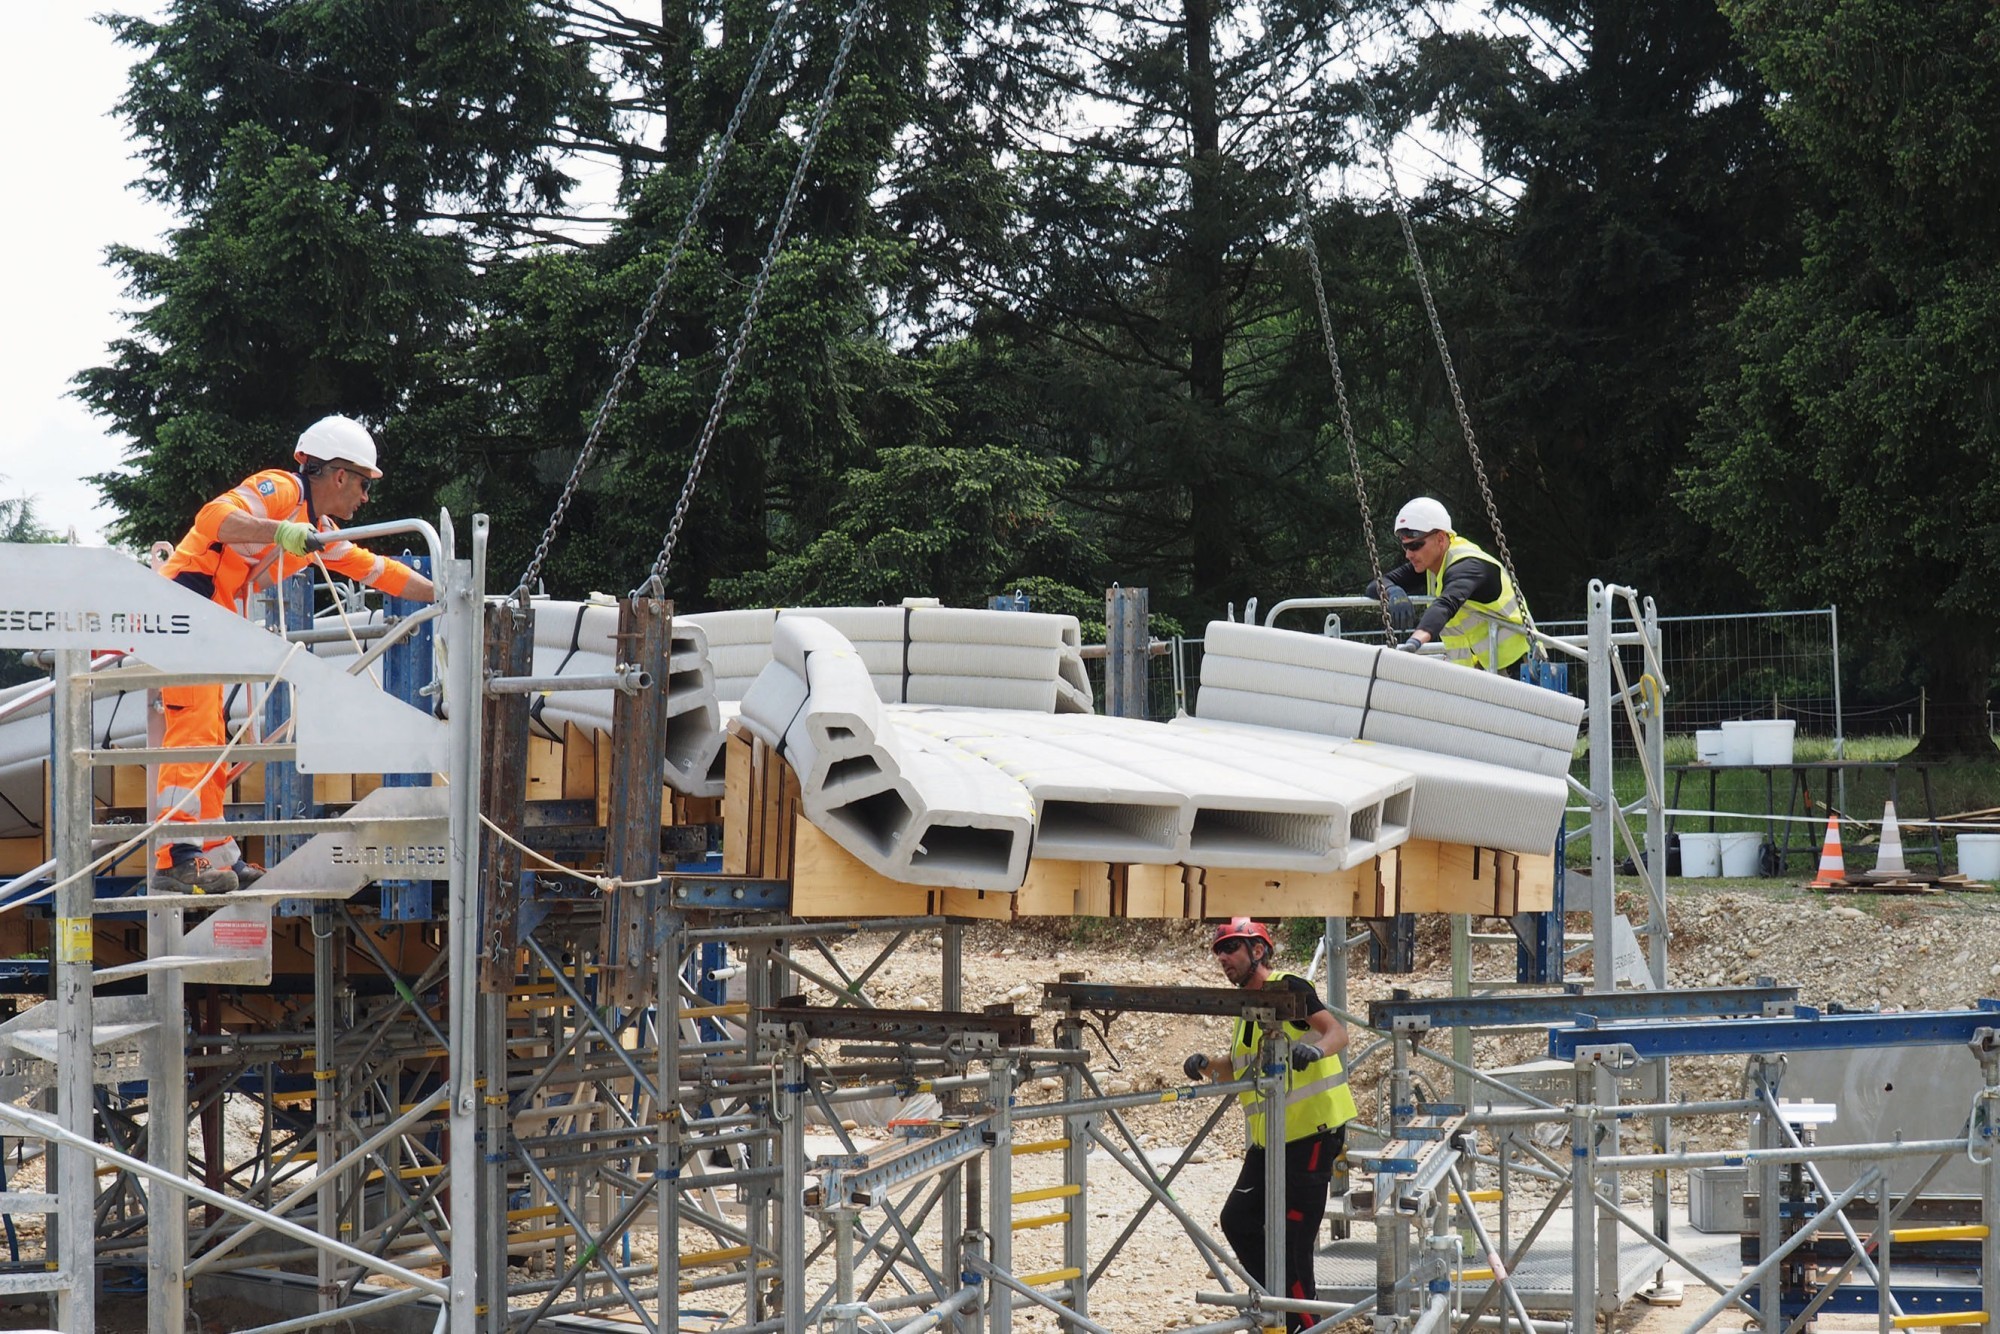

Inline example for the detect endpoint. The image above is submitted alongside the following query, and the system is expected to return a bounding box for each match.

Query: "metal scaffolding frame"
[7,537,1999,1334]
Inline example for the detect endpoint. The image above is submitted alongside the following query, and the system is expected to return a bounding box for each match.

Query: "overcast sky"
[1,7,172,545]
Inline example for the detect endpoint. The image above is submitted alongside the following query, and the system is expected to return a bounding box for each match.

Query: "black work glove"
[1182,1053,1210,1082]
[1290,1042,1324,1072]
[1382,585,1418,633]
[1395,636,1424,653]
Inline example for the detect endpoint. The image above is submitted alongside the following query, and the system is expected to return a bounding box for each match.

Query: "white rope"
[476,813,663,896]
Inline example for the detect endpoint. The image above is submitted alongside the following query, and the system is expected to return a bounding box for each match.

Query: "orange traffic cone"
[1810,814,1847,888]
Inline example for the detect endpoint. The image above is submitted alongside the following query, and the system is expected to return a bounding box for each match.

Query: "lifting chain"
[511,0,800,604]
[640,0,873,598]
[1291,154,1394,636]
[1374,132,1542,648]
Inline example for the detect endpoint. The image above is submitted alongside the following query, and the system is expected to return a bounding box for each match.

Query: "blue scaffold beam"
[1550,1000,2000,1059]
[1755,1286,1986,1318]
[1368,984,1798,1032]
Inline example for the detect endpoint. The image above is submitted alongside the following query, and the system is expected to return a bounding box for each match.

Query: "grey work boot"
[149,854,239,895]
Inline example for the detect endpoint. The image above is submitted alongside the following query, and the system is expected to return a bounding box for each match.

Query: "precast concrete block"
[1334,738,1565,852]
[906,605,1076,648]
[1357,711,1569,778]
[1363,679,1581,755]
[1190,685,1366,738]
[904,676,1067,711]
[905,641,1062,680]
[1201,620,1382,674]
[1168,717,1565,855]
[1368,640,1584,724]
[737,662,810,753]
[1196,651,1375,708]
[1131,724,1413,869]
[686,608,779,646]
[892,710,1188,863]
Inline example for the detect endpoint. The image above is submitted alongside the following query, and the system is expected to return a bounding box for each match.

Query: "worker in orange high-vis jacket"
[1183,918,1355,1334]
[151,415,435,894]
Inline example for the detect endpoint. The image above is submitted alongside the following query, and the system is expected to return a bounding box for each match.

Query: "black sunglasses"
[1213,939,1249,955]
[1398,532,1434,551]
[341,469,372,497]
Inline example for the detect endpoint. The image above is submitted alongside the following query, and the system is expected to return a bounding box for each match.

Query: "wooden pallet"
[1809,872,1992,894]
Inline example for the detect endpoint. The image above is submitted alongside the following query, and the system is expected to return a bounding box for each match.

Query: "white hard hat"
[1393,497,1452,535]
[295,415,381,478]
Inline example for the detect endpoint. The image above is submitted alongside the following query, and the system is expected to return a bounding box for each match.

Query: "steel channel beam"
[1041,982,1304,1022]
[1550,1003,2000,1059]
[1368,984,1797,1031]
[760,1005,1034,1047]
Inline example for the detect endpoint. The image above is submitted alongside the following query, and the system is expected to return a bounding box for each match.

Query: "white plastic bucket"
[1680,832,1721,877]
[1958,834,2000,881]
[1695,729,1725,764]
[1718,721,1756,765]
[1719,831,1763,877]
[1746,719,1796,765]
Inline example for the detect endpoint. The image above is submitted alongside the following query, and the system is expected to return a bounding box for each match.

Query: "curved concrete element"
[739,615,1418,888]
[686,604,1093,713]
[738,618,1035,890]
[1193,621,1582,778]
[521,598,726,797]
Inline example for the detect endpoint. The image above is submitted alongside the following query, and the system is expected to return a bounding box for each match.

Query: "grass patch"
[1570,734,2000,876]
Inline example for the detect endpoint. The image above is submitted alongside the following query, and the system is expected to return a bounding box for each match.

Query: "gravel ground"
[17,882,1994,1332]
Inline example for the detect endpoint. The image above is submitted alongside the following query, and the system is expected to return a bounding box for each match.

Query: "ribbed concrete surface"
[688,604,1093,712]
[1186,621,1581,853]
[738,617,1036,889]
[739,618,1420,888]
[1195,622,1582,777]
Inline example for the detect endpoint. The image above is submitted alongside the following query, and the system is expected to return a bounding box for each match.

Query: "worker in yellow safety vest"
[151,416,434,894]
[1365,496,1530,674]
[1182,918,1356,1332]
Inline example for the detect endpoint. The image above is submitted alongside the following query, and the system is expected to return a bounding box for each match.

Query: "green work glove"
[273,521,324,556]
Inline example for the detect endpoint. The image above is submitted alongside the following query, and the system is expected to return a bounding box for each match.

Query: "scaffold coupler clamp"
[1572,1042,1639,1072]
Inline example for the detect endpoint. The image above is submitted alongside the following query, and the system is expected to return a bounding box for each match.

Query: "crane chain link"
[641,0,872,597]
[511,0,799,604]
[1292,160,1394,636]
[1377,142,1541,648]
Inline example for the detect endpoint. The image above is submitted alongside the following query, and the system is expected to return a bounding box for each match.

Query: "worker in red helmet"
[1183,917,1355,1333]
[150,416,435,894]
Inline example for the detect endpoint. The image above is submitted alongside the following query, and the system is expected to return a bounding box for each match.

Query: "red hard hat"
[1211,917,1273,950]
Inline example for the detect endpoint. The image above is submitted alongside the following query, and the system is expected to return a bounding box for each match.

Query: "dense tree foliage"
[1685,0,2000,755]
[74,0,1997,735]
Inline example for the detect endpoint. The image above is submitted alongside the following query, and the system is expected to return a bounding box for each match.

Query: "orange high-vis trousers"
[154,683,243,870]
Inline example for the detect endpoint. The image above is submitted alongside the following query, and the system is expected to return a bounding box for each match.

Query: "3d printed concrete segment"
[1194,621,1583,778]
[738,616,1035,889]
[1170,717,1570,854]
[686,604,1092,711]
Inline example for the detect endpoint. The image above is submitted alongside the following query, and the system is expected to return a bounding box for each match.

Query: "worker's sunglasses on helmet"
[1397,530,1435,551]
[1213,938,1250,956]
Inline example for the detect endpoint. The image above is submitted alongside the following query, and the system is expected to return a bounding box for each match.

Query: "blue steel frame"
[1550,999,2000,1059]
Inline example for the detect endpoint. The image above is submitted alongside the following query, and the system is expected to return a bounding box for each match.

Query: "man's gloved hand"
[1382,585,1418,634]
[1290,1042,1324,1072]
[273,521,325,557]
[1395,636,1424,653]
[1183,1053,1211,1082]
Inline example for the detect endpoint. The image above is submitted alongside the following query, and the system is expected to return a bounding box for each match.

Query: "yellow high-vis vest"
[1425,535,1529,671]
[1228,971,1359,1148]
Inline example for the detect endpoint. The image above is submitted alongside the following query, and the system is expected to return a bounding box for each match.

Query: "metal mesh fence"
[1087,607,1856,750]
